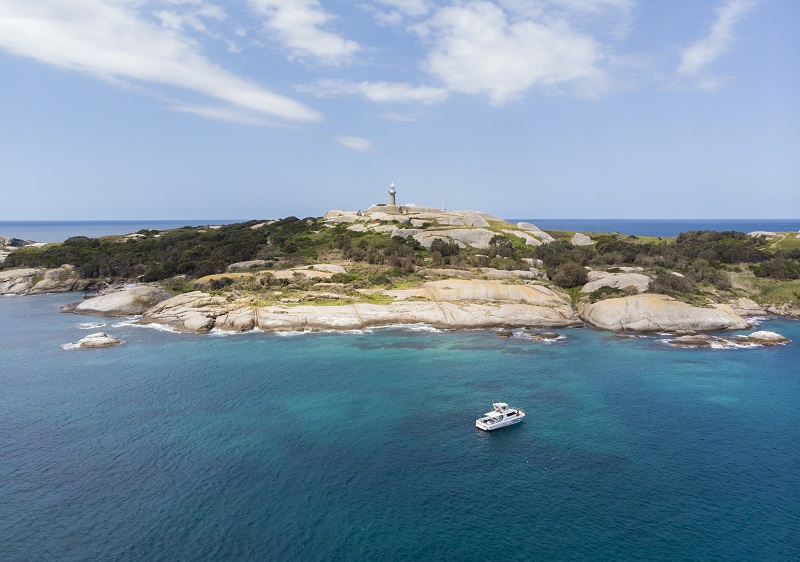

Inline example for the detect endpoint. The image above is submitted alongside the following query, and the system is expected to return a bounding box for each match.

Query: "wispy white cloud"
[678,0,757,78]
[412,2,603,105]
[298,79,448,104]
[0,0,321,123]
[247,0,359,64]
[335,135,374,151]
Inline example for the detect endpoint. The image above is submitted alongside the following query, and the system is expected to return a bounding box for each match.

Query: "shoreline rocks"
[670,330,790,348]
[75,285,171,316]
[580,294,750,333]
[0,266,92,295]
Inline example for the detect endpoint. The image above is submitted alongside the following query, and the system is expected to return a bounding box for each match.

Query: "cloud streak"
[335,135,374,151]
[248,0,359,64]
[298,79,448,104]
[678,0,757,77]
[0,0,321,122]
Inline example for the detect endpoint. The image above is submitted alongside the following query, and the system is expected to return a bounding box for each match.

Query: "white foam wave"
[111,316,142,328]
[77,322,106,330]
[60,342,81,350]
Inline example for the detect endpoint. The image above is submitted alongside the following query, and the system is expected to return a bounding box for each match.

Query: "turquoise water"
[2,294,799,560]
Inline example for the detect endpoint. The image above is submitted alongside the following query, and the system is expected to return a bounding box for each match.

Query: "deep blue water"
[1,294,799,560]
[1,219,798,243]
[511,219,800,238]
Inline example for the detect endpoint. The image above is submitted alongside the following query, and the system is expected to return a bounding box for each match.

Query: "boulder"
[571,233,593,246]
[580,294,750,333]
[670,334,714,348]
[76,285,171,316]
[413,229,496,249]
[75,332,123,348]
[744,331,790,345]
[516,222,555,242]
[503,230,542,246]
[581,272,651,294]
[227,260,269,272]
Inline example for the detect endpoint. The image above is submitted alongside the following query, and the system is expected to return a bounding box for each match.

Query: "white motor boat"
[475,402,525,431]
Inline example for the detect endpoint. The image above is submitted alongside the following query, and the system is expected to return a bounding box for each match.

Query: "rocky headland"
[1,206,797,340]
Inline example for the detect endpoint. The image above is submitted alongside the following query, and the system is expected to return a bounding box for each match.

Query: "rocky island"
[1,194,798,340]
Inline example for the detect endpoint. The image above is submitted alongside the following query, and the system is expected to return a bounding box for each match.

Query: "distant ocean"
[1,218,798,243]
[0,220,242,243]
[1,294,799,560]
[511,219,800,238]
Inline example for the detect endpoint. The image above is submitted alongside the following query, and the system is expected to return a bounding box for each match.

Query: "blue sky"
[0,0,798,220]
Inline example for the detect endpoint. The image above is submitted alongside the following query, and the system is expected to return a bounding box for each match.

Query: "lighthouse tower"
[389,183,396,206]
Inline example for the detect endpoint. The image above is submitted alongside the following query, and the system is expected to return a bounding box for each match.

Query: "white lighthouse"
[389,182,396,206]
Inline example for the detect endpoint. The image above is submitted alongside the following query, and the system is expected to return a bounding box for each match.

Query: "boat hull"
[475,413,524,431]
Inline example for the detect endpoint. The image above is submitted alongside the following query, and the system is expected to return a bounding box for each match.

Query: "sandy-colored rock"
[571,233,593,246]
[581,272,651,294]
[581,294,750,333]
[76,332,123,348]
[76,285,171,316]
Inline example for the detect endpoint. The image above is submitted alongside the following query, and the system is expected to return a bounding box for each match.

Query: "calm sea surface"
[1,219,798,242]
[1,294,799,560]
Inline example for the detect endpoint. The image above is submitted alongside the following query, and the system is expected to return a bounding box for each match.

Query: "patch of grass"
[729,271,800,305]
[766,232,800,253]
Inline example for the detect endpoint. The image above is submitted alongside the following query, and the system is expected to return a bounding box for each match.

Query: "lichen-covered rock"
[75,286,171,316]
[580,294,750,333]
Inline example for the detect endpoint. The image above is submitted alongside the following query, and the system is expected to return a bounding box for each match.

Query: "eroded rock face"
[75,286,171,316]
[580,294,750,333]
[413,229,496,249]
[137,280,582,334]
[75,332,122,348]
[581,272,651,294]
[0,266,91,295]
[729,297,768,317]
[0,268,42,294]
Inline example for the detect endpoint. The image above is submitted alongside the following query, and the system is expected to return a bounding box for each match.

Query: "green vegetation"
[3,216,798,309]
